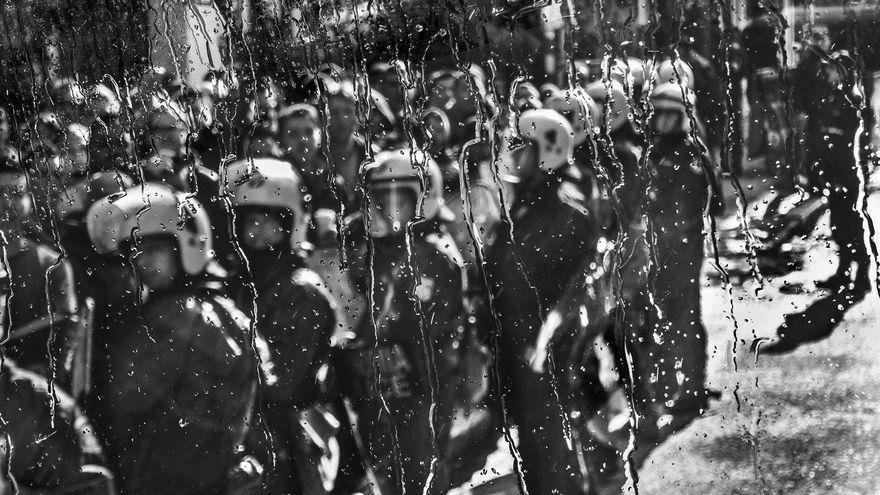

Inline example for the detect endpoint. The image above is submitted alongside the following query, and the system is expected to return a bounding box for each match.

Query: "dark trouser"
[599,236,706,430]
[580,229,708,494]
[497,317,589,495]
[360,397,437,494]
[579,302,648,495]
[338,341,449,494]
[247,406,331,494]
[809,135,871,281]
[607,296,655,424]
[651,232,708,412]
[828,187,871,281]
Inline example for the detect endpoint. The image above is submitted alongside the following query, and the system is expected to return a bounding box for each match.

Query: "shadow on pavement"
[756,286,871,355]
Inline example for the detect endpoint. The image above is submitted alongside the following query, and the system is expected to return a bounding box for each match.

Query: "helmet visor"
[236,209,292,251]
[367,183,418,237]
[650,109,684,135]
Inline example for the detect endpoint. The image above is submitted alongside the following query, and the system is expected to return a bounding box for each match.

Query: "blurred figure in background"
[0,161,82,385]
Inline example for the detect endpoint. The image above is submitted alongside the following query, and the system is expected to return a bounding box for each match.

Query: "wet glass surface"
[0,1,879,494]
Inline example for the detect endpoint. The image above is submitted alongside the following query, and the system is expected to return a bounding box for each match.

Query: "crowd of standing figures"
[0,3,876,493]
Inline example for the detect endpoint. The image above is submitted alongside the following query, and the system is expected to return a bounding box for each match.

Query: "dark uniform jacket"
[1,361,113,494]
[87,287,258,494]
[3,238,79,378]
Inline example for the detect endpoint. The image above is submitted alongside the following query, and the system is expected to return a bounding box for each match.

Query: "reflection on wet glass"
[0,1,879,494]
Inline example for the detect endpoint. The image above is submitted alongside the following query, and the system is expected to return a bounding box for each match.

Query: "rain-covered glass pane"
[1,0,879,493]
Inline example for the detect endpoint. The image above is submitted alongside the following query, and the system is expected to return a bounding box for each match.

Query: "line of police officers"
[0,34,866,494]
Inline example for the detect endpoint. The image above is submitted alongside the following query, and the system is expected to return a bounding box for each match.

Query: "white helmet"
[517,108,574,171]
[654,58,695,89]
[611,58,647,89]
[585,80,629,132]
[88,83,122,117]
[87,184,213,275]
[362,149,444,237]
[610,58,648,105]
[544,88,600,146]
[650,82,699,134]
[221,158,308,250]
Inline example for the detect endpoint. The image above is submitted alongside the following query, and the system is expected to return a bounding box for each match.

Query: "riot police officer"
[645,82,719,435]
[754,42,873,355]
[0,362,115,494]
[336,149,468,494]
[0,234,114,494]
[138,100,238,277]
[487,109,601,494]
[0,161,81,384]
[792,48,871,292]
[223,157,338,492]
[85,184,260,493]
